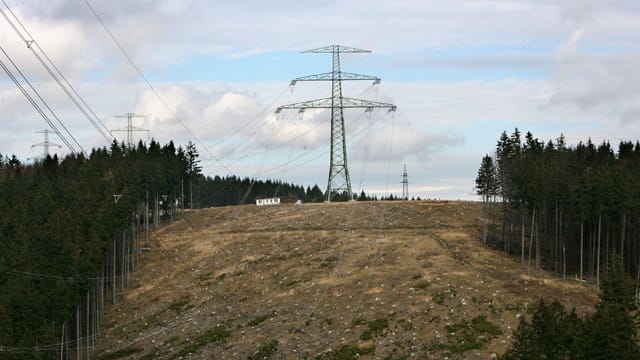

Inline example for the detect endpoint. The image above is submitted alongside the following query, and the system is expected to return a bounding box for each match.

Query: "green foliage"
[170,326,231,359]
[248,339,278,360]
[501,300,581,360]
[191,175,326,207]
[475,154,498,201]
[360,317,389,340]
[502,256,639,359]
[445,315,502,353]
[0,140,190,352]
[167,295,192,314]
[480,129,640,281]
[582,255,640,360]
[248,314,270,326]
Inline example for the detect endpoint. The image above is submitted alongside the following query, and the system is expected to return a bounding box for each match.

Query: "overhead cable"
[0,0,114,143]
[0,46,82,153]
[82,0,234,175]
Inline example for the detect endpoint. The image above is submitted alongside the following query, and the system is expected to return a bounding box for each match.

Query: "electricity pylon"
[276,45,396,201]
[402,164,409,200]
[112,113,149,148]
[30,129,61,161]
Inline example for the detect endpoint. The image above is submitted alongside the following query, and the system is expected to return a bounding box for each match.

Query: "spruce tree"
[583,255,639,359]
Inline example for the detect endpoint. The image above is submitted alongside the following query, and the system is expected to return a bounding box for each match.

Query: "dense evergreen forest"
[0,140,328,358]
[477,130,640,357]
[502,256,639,359]
[475,129,640,293]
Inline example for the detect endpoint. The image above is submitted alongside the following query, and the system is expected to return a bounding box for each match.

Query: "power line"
[0,266,128,283]
[112,112,149,148]
[82,0,233,175]
[0,46,82,153]
[402,164,409,200]
[29,129,62,161]
[276,45,396,201]
[0,0,114,143]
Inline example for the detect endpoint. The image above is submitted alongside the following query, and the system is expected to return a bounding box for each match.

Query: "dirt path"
[96,201,597,359]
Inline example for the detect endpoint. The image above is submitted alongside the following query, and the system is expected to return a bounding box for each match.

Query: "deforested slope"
[96,201,597,359]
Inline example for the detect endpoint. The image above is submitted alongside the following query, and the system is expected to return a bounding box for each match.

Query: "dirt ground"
[95,200,598,359]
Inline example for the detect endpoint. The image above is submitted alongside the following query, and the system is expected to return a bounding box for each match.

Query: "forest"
[476,129,640,357]
[476,129,640,292]
[0,140,328,358]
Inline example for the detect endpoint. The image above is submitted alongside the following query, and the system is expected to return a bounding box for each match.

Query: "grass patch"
[169,326,231,359]
[138,351,159,360]
[248,314,270,326]
[445,315,502,353]
[316,344,375,359]
[167,295,192,314]
[432,291,446,305]
[99,346,142,360]
[505,302,524,312]
[413,280,430,290]
[282,279,300,287]
[320,255,339,268]
[360,317,389,340]
[248,340,278,360]
[352,317,367,326]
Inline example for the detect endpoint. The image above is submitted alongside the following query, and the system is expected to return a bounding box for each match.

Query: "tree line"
[0,140,191,358]
[0,139,333,358]
[476,128,640,293]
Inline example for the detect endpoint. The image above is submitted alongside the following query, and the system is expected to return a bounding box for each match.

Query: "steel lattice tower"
[112,113,149,148]
[30,129,61,161]
[402,164,409,200]
[277,45,396,201]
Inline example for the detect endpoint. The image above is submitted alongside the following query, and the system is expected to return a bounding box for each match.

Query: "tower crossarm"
[302,45,371,54]
[276,97,396,113]
[291,71,380,85]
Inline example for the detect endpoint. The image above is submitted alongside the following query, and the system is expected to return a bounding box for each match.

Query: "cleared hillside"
[96,201,597,359]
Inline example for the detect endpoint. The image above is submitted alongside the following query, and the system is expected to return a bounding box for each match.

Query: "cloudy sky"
[1,0,639,200]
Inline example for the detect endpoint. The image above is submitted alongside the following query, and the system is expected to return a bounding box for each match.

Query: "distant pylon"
[276,45,397,201]
[402,164,409,200]
[29,129,61,161]
[112,113,149,148]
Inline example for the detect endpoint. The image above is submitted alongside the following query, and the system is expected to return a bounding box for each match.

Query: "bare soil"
[96,201,597,359]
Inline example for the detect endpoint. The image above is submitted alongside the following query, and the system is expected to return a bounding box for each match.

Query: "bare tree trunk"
[597,211,602,289]
[121,230,126,291]
[61,321,65,360]
[521,210,525,266]
[528,208,535,274]
[86,291,90,360]
[76,305,80,360]
[482,194,488,244]
[553,197,559,276]
[112,237,116,303]
[580,221,584,286]
[635,252,640,306]
[536,215,540,269]
[621,212,626,266]
[561,210,565,280]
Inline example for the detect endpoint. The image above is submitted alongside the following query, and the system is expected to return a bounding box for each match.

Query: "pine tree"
[186,141,201,209]
[583,255,639,359]
[475,154,498,203]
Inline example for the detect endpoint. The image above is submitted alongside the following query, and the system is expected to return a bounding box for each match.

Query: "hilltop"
[96,201,597,359]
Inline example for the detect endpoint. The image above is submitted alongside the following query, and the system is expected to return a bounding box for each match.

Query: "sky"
[1,0,640,200]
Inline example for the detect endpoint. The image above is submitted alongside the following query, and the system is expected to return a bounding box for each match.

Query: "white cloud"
[2,0,640,199]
